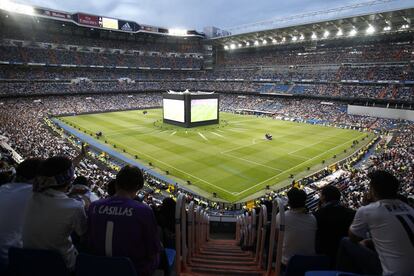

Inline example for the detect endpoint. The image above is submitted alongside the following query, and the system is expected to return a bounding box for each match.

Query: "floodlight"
[323,30,330,38]
[311,33,317,40]
[383,25,391,31]
[0,0,35,15]
[336,29,343,36]
[238,43,242,47]
[366,25,375,35]
[168,28,187,36]
[246,42,250,46]
[400,24,409,30]
[349,28,357,37]
[281,37,286,42]
[272,38,277,44]
[299,34,305,40]
[254,40,259,46]
[224,45,229,50]
[262,40,267,45]
[230,44,236,49]
[292,36,297,41]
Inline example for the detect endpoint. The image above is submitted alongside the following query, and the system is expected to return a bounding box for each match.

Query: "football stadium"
[0,0,413,275]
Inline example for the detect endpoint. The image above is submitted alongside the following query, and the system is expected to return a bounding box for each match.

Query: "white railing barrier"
[266,198,285,276]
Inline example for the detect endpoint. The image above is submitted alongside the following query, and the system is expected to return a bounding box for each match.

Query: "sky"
[16,0,414,32]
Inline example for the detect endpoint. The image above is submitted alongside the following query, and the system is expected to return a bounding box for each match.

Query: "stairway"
[184,239,265,276]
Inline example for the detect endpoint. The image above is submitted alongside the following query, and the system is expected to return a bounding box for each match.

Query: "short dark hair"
[38,156,72,178]
[116,166,144,192]
[368,170,399,199]
[15,158,44,182]
[73,175,90,187]
[321,185,341,202]
[287,187,307,209]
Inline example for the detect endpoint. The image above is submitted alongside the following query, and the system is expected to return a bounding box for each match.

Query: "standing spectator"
[87,165,161,276]
[338,170,414,275]
[276,188,317,266]
[314,185,355,267]
[22,156,87,270]
[0,158,43,270]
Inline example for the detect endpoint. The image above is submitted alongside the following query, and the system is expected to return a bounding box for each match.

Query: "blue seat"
[165,248,176,269]
[305,271,361,276]
[8,247,70,276]
[75,253,137,276]
[285,255,331,276]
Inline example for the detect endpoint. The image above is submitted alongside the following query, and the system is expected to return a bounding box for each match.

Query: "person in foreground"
[87,165,161,276]
[22,155,88,270]
[337,170,414,276]
[276,187,317,266]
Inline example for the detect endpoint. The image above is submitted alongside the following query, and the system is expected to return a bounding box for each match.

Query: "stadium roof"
[211,2,414,49]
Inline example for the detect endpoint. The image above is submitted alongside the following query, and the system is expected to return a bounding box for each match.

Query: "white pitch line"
[211,132,224,138]
[170,131,177,136]
[115,143,233,194]
[234,133,367,195]
[222,152,283,172]
[198,132,208,141]
[221,140,266,154]
[216,130,225,133]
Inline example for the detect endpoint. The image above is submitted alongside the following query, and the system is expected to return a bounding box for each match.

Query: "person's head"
[368,170,399,200]
[160,197,176,215]
[15,158,44,184]
[0,161,14,185]
[287,187,307,209]
[106,178,116,197]
[115,166,144,197]
[34,156,74,192]
[320,185,341,204]
[73,175,90,187]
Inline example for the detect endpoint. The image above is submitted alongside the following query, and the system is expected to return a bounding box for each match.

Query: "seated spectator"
[69,175,99,202]
[22,156,88,270]
[338,170,414,275]
[276,187,317,266]
[105,178,116,198]
[0,158,43,268]
[314,185,355,267]
[87,165,161,276]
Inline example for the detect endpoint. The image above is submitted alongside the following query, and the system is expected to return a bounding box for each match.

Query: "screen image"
[101,17,118,29]
[163,99,185,123]
[191,99,218,122]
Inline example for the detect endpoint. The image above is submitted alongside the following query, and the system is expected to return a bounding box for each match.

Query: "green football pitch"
[59,109,374,202]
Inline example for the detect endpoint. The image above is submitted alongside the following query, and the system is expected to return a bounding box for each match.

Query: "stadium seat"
[75,253,137,276]
[305,271,361,276]
[8,247,70,276]
[285,255,330,276]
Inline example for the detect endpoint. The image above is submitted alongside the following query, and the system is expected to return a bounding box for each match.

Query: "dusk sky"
[17,0,414,31]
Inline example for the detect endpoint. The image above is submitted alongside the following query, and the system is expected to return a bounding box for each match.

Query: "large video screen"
[163,99,185,123]
[191,99,218,122]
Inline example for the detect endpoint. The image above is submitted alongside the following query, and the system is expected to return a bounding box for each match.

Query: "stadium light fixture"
[366,25,375,35]
[238,43,242,47]
[224,45,229,50]
[400,24,409,30]
[168,28,187,36]
[349,28,357,37]
[254,40,259,46]
[272,38,277,44]
[230,43,236,49]
[0,0,35,16]
[245,41,250,46]
[299,34,305,40]
[323,30,330,38]
[292,36,297,41]
[311,32,317,40]
[383,25,391,31]
[336,28,343,37]
[281,37,286,42]
[262,39,267,45]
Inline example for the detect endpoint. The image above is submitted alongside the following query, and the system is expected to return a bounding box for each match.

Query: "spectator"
[276,188,317,266]
[314,185,355,267]
[0,158,43,269]
[338,170,414,275]
[22,156,87,270]
[69,175,99,202]
[87,165,161,276]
